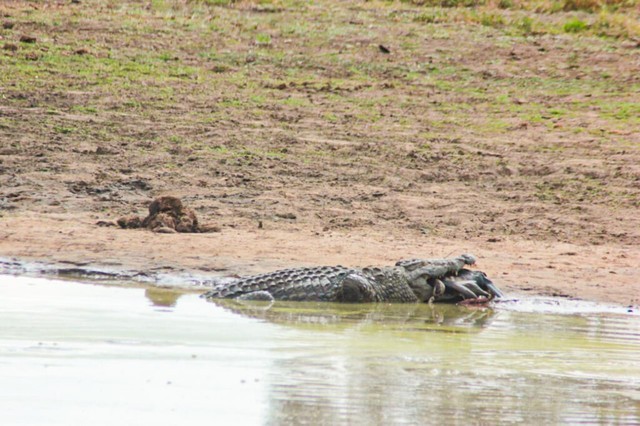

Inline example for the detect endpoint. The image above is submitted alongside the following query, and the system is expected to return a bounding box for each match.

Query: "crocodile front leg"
[236,291,275,302]
[335,273,381,303]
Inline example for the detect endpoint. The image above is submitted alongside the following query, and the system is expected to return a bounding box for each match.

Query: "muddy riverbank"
[0,213,637,307]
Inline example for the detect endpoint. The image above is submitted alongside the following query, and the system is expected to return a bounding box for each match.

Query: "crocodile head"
[458,253,477,266]
[395,253,477,271]
[396,254,502,302]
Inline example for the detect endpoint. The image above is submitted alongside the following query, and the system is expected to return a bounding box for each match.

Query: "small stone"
[275,212,296,220]
[95,146,113,155]
[199,224,221,233]
[153,226,176,234]
[19,35,37,43]
[116,215,142,229]
[3,43,18,52]
[96,220,116,227]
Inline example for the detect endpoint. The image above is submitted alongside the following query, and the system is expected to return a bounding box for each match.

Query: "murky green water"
[1,275,639,425]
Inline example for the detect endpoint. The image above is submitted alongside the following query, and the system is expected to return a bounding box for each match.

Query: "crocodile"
[201,254,503,304]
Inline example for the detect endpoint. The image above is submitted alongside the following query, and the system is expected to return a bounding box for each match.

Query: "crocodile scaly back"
[202,266,357,302]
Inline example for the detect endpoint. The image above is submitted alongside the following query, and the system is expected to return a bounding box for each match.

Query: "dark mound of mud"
[117,196,219,233]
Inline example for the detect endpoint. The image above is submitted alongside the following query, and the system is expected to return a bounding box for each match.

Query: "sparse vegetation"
[0,0,638,245]
[564,17,589,32]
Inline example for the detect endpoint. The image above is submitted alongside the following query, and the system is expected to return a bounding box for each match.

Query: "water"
[1,275,639,425]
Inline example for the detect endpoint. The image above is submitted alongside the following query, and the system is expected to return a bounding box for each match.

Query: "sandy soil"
[0,0,638,306]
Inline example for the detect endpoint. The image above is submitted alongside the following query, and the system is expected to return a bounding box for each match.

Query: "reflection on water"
[209,298,498,331]
[1,275,639,425]
[145,288,183,308]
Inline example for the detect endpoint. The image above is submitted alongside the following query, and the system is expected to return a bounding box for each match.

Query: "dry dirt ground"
[0,0,638,306]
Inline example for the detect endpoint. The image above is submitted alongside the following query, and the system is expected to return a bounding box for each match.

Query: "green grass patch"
[255,33,272,46]
[599,102,640,123]
[563,17,589,32]
[53,125,75,134]
[281,97,311,107]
